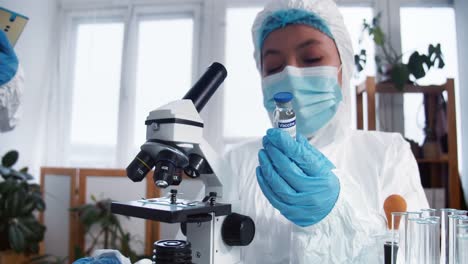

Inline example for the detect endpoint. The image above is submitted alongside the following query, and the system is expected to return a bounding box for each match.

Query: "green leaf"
[20,198,36,215]
[0,180,12,194]
[17,220,35,239]
[5,190,21,216]
[19,216,46,241]
[373,12,382,26]
[8,223,26,252]
[79,207,100,230]
[407,52,426,79]
[438,58,445,69]
[428,44,436,57]
[2,150,19,167]
[354,49,367,73]
[35,198,46,211]
[391,64,410,91]
[373,27,385,46]
[29,183,41,193]
[19,167,28,173]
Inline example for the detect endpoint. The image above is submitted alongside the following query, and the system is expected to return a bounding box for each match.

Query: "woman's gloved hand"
[256,128,340,227]
[0,31,19,86]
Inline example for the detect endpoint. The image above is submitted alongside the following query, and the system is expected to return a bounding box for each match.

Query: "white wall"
[0,0,59,178]
[454,0,468,203]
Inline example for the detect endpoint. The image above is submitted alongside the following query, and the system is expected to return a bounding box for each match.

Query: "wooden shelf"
[356,79,448,95]
[376,83,447,94]
[417,157,449,164]
[356,77,463,209]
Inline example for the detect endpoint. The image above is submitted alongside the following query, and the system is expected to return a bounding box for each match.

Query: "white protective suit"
[0,66,23,132]
[223,0,429,263]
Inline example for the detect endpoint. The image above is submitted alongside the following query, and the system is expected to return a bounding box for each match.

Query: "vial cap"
[274,92,293,103]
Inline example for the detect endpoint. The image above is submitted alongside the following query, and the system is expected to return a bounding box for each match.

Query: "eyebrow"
[262,39,322,60]
[296,39,321,50]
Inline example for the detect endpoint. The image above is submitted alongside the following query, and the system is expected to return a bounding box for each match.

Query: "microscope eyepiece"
[183,62,227,113]
[127,150,155,182]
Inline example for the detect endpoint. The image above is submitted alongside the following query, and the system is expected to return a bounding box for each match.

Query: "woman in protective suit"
[224,0,429,262]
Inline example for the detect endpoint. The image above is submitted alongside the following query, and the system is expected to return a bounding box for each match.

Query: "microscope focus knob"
[221,213,255,246]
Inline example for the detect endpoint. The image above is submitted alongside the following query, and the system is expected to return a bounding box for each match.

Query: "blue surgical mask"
[262,65,343,136]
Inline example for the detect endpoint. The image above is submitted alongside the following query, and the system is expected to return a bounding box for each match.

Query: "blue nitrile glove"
[256,128,340,227]
[0,31,19,86]
[73,255,121,264]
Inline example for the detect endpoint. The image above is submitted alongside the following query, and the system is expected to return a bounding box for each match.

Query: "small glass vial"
[273,92,296,138]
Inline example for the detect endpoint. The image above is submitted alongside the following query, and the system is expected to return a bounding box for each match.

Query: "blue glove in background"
[0,31,19,86]
[256,128,340,227]
[73,254,121,264]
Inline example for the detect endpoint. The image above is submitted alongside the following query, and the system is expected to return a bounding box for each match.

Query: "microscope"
[111,63,255,264]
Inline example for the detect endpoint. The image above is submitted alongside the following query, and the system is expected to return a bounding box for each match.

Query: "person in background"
[224,0,429,262]
[0,30,23,132]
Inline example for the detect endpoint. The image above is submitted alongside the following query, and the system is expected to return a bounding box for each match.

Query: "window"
[65,7,197,167]
[224,7,268,141]
[69,22,124,166]
[400,7,458,145]
[134,18,194,147]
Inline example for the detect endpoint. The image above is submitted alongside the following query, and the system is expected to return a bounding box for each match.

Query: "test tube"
[407,217,423,263]
[440,208,456,264]
[405,212,423,264]
[422,208,438,217]
[428,218,441,263]
[455,210,468,217]
[416,219,430,263]
[391,212,407,264]
[416,219,440,264]
[448,214,459,264]
[457,224,468,264]
[459,216,468,225]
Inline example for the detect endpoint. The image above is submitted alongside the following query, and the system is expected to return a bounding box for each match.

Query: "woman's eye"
[266,65,283,75]
[304,57,322,64]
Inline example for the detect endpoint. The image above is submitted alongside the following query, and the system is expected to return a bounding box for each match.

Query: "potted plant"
[70,195,140,262]
[0,150,46,263]
[354,13,445,90]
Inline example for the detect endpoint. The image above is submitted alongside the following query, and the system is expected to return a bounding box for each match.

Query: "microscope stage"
[111,199,231,223]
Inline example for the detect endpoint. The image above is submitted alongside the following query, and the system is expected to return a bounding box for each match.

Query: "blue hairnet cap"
[258,9,334,50]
